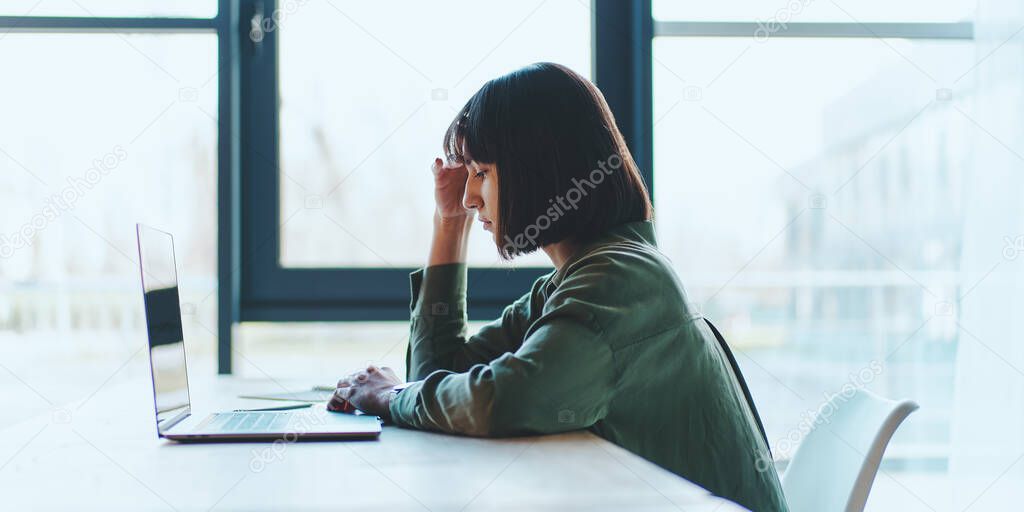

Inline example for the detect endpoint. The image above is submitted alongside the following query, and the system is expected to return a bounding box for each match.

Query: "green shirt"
[389,221,789,512]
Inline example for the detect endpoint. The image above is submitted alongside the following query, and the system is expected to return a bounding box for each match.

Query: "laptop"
[136,223,382,441]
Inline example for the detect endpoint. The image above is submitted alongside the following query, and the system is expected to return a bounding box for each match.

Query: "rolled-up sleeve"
[391,263,617,437]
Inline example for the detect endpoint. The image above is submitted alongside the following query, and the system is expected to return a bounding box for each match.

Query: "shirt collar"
[547,220,658,288]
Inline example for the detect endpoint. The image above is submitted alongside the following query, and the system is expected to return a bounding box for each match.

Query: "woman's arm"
[390,262,618,437]
[405,158,533,379]
[406,263,538,380]
[429,214,473,265]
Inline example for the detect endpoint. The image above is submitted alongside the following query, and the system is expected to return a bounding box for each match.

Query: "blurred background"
[2,1,1023,510]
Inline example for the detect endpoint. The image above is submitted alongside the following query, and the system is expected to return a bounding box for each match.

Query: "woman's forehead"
[452,141,483,168]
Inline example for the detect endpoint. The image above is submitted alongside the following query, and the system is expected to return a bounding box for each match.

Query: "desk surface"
[0,376,745,511]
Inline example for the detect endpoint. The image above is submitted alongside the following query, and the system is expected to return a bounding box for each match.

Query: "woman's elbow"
[484,397,584,437]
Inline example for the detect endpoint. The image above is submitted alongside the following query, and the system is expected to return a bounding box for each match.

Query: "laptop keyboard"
[203,412,294,433]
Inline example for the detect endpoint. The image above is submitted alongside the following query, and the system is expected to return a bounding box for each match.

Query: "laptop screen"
[136,224,191,436]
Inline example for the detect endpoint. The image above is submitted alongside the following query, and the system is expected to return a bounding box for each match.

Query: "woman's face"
[462,159,499,243]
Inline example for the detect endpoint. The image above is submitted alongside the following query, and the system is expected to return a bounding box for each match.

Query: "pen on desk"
[234,403,314,412]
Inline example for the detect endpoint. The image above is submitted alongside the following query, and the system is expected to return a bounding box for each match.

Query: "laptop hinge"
[159,407,192,436]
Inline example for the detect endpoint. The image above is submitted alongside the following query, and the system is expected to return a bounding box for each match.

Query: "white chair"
[780,388,919,512]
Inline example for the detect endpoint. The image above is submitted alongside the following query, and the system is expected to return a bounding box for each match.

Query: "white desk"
[0,376,746,511]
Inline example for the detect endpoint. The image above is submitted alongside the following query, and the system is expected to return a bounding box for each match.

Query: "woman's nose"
[463,179,480,211]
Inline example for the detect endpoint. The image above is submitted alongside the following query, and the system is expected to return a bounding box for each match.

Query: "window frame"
[649,14,975,466]
[0,0,653,375]
[233,0,654,369]
[1,2,237,373]
[3,2,971,375]
[654,20,972,39]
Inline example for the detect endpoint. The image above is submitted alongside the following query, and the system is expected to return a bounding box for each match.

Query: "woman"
[330,62,788,511]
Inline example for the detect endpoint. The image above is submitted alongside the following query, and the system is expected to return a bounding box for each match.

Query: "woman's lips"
[480,218,493,231]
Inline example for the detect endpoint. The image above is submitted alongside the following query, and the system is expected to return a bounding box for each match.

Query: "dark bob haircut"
[444,62,653,259]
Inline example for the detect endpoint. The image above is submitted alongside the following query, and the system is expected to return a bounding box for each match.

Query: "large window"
[0,1,217,18]
[1,5,975,469]
[0,12,219,426]
[237,1,645,331]
[0,3,980,494]
[651,0,974,465]
[278,0,588,268]
[1,1,649,375]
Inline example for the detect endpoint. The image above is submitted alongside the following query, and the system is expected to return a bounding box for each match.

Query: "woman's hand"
[428,157,474,266]
[328,365,403,420]
[432,157,471,221]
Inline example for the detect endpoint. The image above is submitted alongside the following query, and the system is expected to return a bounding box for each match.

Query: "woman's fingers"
[329,386,360,413]
[330,364,394,411]
[338,365,372,387]
[433,156,466,177]
[336,368,370,390]
[329,366,374,412]
[329,364,403,414]
[326,387,349,411]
